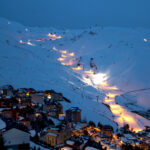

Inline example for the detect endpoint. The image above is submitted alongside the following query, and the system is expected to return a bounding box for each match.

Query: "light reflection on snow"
[47,33,62,40]
[72,66,83,71]
[19,40,24,44]
[19,40,35,46]
[27,40,35,46]
[144,38,148,42]
[25,28,29,32]
[54,45,149,132]
[90,73,108,85]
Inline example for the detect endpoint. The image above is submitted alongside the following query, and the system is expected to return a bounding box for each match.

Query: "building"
[101,125,113,137]
[65,139,85,150]
[2,108,18,121]
[17,95,32,107]
[45,132,58,146]
[66,107,81,123]
[44,90,64,101]
[19,118,31,129]
[44,101,63,118]
[0,85,14,97]
[45,127,71,146]
[30,93,44,104]
[3,128,30,150]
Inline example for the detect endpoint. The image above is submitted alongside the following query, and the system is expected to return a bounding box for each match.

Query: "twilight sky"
[0,0,150,29]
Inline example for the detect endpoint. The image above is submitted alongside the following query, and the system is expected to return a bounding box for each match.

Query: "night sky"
[0,0,150,29]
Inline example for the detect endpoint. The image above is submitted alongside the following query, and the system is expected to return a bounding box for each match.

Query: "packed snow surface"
[0,118,6,130]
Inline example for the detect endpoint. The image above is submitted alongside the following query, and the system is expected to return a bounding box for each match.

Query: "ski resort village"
[0,6,150,149]
[0,85,150,150]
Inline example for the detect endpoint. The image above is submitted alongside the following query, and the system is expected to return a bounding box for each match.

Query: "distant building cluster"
[0,85,150,150]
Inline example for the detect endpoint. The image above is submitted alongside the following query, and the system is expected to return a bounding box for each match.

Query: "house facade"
[66,107,81,123]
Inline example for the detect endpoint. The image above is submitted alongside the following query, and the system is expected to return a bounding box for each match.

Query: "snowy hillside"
[0,18,150,132]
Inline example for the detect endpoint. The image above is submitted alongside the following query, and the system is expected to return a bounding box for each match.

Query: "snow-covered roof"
[5,96,11,99]
[47,116,61,126]
[47,132,57,137]
[19,116,24,121]
[66,140,75,145]
[121,137,128,143]
[30,130,36,137]
[70,107,81,112]
[85,146,99,150]
[3,128,30,146]
[37,93,44,96]
[50,127,59,131]
[0,119,6,130]
[30,141,49,150]
[138,130,146,135]
[147,132,150,137]
[0,108,10,112]
[75,122,88,130]
[124,134,136,140]
[121,137,134,144]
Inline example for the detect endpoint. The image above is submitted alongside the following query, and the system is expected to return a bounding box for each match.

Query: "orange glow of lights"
[60,50,67,54]
[61,62,66,65]
[31,103,35,107]
[84,70,95,75]
[19,40,23,44]
[117,115,136,124]
[103,86,118,90]
[58,57,66,61]
[48,33,54,37]
[92,133,98,137]
[69,52,75,56]
[61,54,67,58]
[111,109,121,115]
[35,113,40,118]
[26,91,30,96]
[18,98,21,103]
[104,99,114,103]
[123,115,136,123]
[63,60,74,66]
[53,46,146,133]
[47,94,51,99]
[100,81,108,86]
[94,128,100,132]
[47,33,62,40]
[106,93,117,98]
[59,114,65,117]
[72,66,83,71]
[134,128,143,133]
[67,62,74,66]
[110,104,122,110]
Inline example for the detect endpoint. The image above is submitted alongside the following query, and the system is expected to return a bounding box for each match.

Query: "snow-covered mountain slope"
[0,18,150,131]
[0,18,116,129]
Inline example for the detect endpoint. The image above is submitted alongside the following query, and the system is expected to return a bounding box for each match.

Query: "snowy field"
[0,17,150,131]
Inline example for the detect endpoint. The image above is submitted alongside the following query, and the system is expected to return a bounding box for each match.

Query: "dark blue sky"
[0,0,150,29]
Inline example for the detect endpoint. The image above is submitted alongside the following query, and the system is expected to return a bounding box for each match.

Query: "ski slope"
[0,18,150,131]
